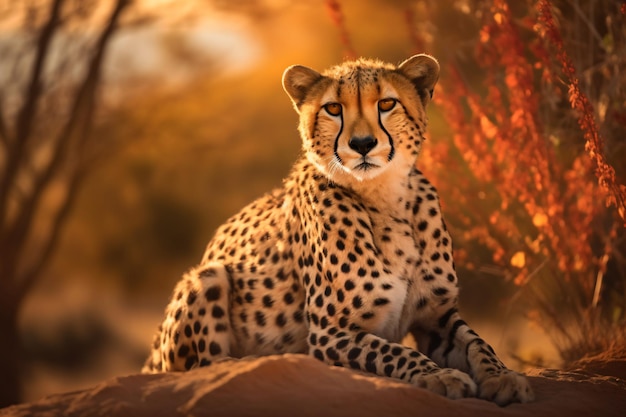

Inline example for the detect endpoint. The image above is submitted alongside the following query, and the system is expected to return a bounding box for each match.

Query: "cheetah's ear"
[282,65,323,113]
[398,54,440,106]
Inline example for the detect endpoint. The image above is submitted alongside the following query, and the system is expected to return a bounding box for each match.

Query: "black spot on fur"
[205,286,221,301]
[212,305,225,318]
[209,342,222,355]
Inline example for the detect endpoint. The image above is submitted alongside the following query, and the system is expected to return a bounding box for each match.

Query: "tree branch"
[0,94,9,146]
[17,167,86,302]
[12,0,132,300]
[0,0,64,235]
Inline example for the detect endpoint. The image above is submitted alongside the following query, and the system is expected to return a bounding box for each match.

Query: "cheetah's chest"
[365,210,425,340]
[355,178,458,340]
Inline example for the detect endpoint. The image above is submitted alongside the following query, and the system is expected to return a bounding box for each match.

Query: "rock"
[2,353,625,417]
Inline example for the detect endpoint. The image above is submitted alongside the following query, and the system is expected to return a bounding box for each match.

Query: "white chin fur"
[308,152,391,183]
[336,157,389,183]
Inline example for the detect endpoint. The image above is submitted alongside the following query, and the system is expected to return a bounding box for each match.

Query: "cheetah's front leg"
[308,326,477,399]
[412,308,534,406]
[302,267,476,399]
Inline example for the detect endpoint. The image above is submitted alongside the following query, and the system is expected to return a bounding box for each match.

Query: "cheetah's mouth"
[355,161,379,171]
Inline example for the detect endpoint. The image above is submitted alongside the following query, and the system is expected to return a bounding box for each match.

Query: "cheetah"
[142,54,534,406]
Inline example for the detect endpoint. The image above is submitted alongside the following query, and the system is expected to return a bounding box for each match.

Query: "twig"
[324,0,357,60]
[536,0,626,225]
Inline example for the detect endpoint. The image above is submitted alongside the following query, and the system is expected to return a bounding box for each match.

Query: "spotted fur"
[142,55,534,406]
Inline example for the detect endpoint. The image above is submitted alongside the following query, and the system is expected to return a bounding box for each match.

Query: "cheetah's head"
[282,54,439,186]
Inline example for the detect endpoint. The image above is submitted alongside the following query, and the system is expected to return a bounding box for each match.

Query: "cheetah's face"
[283,55,439,184]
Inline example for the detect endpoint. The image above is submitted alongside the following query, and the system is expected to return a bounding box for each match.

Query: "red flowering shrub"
[328,0,626,363]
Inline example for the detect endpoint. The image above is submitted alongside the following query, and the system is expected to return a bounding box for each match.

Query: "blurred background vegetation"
[0,0,624,407]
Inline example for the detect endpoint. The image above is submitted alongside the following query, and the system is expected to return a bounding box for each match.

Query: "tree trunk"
[0,305,21,407]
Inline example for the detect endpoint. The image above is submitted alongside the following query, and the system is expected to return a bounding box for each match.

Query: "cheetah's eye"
[378,98,397,112]
[323,103,342,117]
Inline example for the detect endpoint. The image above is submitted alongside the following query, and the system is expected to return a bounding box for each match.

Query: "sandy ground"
[2,348,625,417]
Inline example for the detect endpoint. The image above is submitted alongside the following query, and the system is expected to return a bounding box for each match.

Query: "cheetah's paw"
[412,368,477,400]
[478,369,534,406]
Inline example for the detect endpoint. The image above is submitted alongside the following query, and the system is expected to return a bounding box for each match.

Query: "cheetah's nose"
[348,136,378,156]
